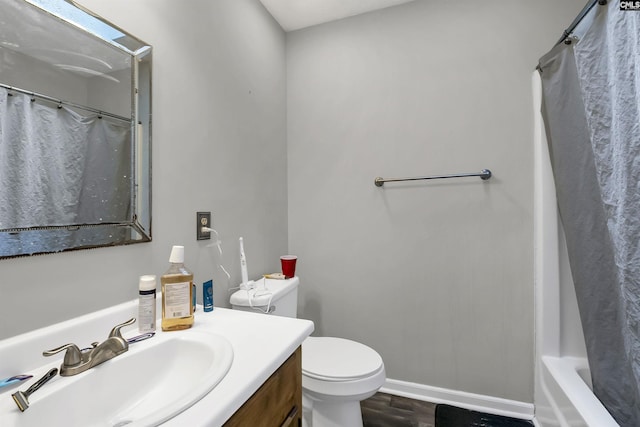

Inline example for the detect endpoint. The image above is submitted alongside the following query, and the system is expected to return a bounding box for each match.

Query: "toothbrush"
[127,332,155,344]
[0,374,33,389]
[239,237,249,289]
[81,332,156,351]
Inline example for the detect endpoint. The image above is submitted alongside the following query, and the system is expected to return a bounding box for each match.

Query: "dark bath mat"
[435,404,534,427]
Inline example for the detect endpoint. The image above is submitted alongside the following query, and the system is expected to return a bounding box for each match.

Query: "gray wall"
[87,68,132,117]
[287,0,583,403]
[0,0,586,406]
[0,0,287,339]
[0,49,90,105]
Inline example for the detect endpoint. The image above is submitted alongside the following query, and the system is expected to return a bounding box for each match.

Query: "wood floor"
[361,392,436,427]
[361,393,535,427]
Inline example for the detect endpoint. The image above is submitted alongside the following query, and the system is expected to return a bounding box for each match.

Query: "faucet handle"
[108,318,136,340]
[43,343,82,367]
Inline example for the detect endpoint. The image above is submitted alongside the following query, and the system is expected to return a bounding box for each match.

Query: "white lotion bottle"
[138,275,157,333]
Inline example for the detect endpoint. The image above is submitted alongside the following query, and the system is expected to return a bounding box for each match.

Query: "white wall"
[287,0,584,403]
[0,0,287,339]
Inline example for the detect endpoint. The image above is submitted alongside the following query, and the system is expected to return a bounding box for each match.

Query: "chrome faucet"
[43,318,136,376]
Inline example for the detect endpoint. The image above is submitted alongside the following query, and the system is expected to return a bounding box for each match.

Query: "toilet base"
[301,356,385,427]
[302,396,364,427]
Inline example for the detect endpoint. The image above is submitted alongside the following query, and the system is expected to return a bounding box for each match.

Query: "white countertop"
[164,307,314,426]
[0,300,314,427]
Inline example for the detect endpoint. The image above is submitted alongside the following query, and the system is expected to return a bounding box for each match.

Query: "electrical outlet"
[197,212,211,240]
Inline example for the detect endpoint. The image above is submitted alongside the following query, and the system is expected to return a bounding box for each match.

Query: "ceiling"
[259,0,417,32]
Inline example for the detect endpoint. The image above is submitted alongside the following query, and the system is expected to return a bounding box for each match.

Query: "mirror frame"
[0,0,152,259]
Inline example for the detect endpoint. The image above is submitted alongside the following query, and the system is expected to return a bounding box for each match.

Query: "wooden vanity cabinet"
[224,346,302,427]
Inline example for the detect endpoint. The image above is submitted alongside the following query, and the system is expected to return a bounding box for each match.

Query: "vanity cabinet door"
[224,346,302,427]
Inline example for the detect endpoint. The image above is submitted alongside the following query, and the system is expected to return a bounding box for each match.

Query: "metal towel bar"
[374,169,492,187]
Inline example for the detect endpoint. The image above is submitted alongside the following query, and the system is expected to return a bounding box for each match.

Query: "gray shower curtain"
[538,2,640,426]
[0,86,131,229]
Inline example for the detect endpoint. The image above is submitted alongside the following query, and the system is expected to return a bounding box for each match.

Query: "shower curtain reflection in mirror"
[538,2,640,426]
[0,86,131,232]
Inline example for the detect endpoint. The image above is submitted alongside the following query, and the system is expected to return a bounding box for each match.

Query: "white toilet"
[230,276,385,427]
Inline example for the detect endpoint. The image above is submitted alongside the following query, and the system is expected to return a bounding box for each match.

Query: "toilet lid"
[302,337,383,381]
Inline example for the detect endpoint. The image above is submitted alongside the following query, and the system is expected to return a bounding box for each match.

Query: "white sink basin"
[0,304,233,427]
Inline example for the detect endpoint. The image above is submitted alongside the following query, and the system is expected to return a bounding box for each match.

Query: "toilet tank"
[230,276,299,318]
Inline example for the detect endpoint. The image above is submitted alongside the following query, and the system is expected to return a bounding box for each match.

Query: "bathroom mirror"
[0,0,152,259]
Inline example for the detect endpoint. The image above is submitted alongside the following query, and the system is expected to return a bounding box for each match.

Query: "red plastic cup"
[280,255,297,279]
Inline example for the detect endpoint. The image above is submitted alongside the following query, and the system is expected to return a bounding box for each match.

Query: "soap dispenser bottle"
[161,245,194,331]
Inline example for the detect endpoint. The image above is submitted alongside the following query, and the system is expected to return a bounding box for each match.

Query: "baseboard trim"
[380,378,535,421]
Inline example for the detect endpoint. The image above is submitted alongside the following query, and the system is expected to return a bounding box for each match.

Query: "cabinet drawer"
[224,347,302,427]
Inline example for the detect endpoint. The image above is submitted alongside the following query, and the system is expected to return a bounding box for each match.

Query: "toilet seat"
[302,337,384,381]
[301,337,386,405]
